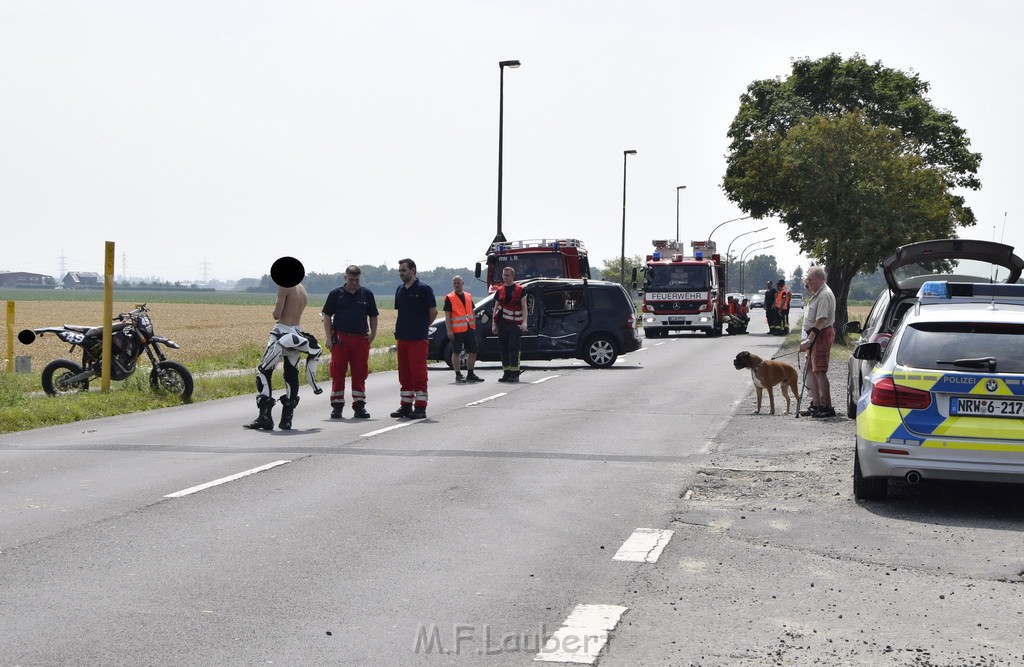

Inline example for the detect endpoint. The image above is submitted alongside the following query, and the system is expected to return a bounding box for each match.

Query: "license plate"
[950,396,1024,418]
[668,318,685,325]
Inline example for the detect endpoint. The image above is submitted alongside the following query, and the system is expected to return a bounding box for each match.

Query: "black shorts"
[451,330,479,354]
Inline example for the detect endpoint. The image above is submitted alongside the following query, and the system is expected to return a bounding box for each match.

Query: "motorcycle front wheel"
[150,361,194,402]
[41,359,90,396]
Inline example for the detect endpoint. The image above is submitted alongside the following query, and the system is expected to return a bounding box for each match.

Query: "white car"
[790,293,804,309]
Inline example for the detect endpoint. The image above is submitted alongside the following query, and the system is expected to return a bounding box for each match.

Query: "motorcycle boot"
[352,401,370,419]
[244,395,276,431]
[278,396,300,430]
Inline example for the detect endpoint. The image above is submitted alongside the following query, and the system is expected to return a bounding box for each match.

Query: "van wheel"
[583,335,618,368]
[846,369,859,418]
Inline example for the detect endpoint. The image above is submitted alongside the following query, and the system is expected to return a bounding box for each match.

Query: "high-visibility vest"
[496,283,525,323]
[775,287,791,310]
[447,290,475,333]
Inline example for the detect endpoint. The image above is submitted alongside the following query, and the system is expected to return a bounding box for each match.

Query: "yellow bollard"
[102,241,115,391]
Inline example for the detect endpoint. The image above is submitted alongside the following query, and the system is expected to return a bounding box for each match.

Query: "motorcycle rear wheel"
[150,361,194,402]
[42,359,90,396]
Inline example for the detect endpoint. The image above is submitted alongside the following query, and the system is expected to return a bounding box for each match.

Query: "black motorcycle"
[19,304,194,401]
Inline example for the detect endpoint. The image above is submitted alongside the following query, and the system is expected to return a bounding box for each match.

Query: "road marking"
[534,604,628,664]
[632,346,649,352]
[612,528,674,563]
[165,460,291,498]
[466,393,507,406]
[655,342,665,346]
[362,422,417,437]
[531,375,561,384]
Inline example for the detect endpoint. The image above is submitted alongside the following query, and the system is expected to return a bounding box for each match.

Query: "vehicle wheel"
[705,316,722,337]
[440,341,454,369]
[846,369,859,418]
[41,359,89,396]
[583,335,618,368]
[853,449,887,500]
[150,361,194,402]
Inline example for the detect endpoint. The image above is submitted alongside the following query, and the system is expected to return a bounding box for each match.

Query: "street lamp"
[706,214,753,246]
[739,239,774,294]
[494,59,521,244]
[675,185,686,244]
[725,226,768,290]
[620,149,638,284]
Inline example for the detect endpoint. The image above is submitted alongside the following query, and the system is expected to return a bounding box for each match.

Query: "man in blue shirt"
[321,265,379,419]
[391,258,438,419]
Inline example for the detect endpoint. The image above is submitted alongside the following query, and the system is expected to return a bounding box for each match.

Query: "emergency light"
[694,250,703,260]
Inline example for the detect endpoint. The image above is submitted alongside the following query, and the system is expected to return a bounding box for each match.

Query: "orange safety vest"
[446,290,475,333]
[495,283,526,323]
[775,287,791,310]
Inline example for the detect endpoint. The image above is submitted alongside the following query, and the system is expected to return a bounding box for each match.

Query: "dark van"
[428,278,641,369]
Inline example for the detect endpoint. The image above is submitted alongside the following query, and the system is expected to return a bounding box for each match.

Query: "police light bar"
[918,281,1024,303]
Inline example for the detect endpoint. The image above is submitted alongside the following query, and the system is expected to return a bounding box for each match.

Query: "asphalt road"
[3,314,1024,666]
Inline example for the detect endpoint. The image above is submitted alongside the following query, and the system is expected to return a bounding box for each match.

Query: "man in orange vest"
[443,275,484,383]
[492,266,529,383]
[774,278,792,334]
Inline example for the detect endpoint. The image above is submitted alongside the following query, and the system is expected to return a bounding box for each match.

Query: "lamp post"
[675,185,686,244]
[620,149,637,284]
[725,226,768,291]
[494,59,521,244]
[706,214,753,247]
[739,240,774,294]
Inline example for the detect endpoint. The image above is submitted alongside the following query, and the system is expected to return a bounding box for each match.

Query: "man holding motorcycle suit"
[244,281,323,431]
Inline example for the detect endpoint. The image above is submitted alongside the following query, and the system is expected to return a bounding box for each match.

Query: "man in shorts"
[443,275,484,383]
[799,265,836,418]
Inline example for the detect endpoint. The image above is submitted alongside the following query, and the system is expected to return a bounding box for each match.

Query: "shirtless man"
[243,282,323,431]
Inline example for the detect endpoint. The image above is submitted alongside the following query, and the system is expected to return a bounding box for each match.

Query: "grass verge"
[0,344,400,434]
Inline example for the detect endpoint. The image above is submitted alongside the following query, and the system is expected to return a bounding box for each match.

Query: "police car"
[852,281,1024,500]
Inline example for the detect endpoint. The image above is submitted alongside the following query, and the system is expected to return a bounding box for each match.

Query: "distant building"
[62,271,101,289]
[0,271,57,288]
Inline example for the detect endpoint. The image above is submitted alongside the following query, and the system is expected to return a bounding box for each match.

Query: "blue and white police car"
[852,281,1024,500]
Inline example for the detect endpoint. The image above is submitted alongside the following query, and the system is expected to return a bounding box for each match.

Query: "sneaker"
[407,408,427,420]
[466,372,484,383]
[455,373,466,384]
[330,406,344,419]
[812,407,836,418]
[798,405,820,417]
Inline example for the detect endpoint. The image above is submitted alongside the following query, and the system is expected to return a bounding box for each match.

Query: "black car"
[428,278,642,369]
[843,239,1024,418]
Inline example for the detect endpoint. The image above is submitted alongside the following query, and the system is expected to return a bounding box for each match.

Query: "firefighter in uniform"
[321,265,379,419]
[491,266,528,383]
[774,278,791,335]
[444,275,484,383]
[391,258,437,419]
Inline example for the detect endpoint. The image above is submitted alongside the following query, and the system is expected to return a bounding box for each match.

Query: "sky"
[2,1,1021,285]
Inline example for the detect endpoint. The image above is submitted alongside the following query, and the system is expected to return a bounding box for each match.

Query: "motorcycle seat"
[82,322,129,337]
[63,325,93,332]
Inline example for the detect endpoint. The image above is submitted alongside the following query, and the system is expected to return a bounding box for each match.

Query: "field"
[5,299,399,368]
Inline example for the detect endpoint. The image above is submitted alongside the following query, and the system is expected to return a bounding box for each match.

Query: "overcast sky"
[2,1,1021,285]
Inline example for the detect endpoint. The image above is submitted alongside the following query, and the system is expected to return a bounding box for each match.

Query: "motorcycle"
[18,304,194,401]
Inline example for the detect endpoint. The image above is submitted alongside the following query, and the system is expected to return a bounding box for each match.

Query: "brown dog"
[733,351,799,415]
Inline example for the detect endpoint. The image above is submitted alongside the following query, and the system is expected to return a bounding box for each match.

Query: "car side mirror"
[474,262,482,280]
[843,321,863,334]
[853,342,882,361]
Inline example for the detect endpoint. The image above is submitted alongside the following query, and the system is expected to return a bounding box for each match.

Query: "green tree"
[599,255,646,287]
[723,54,980,329]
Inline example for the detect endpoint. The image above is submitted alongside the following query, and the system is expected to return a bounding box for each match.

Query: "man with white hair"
[799,265,836,418]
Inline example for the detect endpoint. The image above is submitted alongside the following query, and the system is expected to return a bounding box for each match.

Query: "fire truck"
[474,238,591,292]
[634,239,726,337]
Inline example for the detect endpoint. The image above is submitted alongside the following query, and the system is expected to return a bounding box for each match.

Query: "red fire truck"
[635,240,725,337]
[474,238,591,292]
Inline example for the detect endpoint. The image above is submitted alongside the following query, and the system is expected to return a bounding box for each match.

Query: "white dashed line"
[534,604,628,664]
[362,422,417,437]
[466,393,507,406]
[165,460,291,498]
[612,528,674,563]
[654,342,665,346]
[530,375,561,384]
[632,347,649,352]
